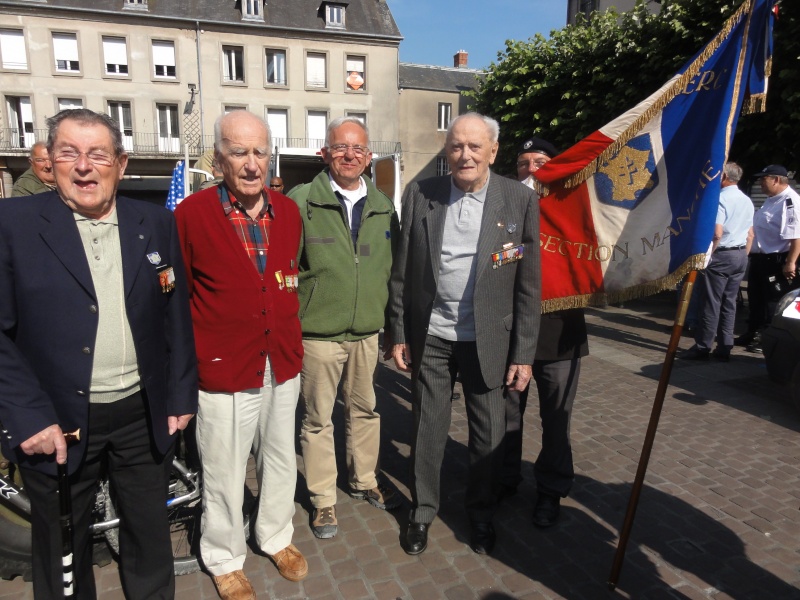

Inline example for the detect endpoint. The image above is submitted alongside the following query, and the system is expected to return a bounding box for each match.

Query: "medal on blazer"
[492,243,524,269]
[157,265,175,293]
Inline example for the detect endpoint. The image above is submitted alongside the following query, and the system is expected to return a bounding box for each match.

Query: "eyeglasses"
[517,159,549,169]
[327,144,369,157]
[53,148,117,167]
[31,157,51,164]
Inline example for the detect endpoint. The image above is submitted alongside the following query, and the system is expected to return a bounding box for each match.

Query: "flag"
[534,0,776,312]
[166,160,185,212]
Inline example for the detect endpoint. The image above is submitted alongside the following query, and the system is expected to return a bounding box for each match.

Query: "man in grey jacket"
[389,113,540,556]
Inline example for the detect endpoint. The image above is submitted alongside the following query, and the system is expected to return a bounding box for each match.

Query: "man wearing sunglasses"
[289,116,400,540]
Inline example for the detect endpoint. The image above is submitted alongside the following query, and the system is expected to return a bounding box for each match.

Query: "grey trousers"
[409,335,505,525]
[695,248,748,352]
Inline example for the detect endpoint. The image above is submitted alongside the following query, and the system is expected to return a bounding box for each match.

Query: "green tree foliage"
[470,0,798,179]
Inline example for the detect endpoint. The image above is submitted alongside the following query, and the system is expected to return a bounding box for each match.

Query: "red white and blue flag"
[533,0,776,311]
[165,160,186,212]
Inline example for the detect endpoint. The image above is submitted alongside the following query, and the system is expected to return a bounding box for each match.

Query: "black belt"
[717,245,746,251]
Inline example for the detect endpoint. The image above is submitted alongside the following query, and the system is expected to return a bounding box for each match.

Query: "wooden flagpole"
[607,270,698,590]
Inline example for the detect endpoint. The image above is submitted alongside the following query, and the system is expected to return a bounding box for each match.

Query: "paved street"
[2,291,799,599]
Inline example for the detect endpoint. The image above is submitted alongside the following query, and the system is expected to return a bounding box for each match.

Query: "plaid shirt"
[219,185,273,275]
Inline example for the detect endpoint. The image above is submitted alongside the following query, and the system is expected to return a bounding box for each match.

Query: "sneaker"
[311,506,338,539]
[211,570,255,600]
[350,481,402,510]
[268,543,308,582]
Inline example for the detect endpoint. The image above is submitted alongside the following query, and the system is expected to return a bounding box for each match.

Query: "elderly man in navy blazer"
[389,112,541,556]
[0,109,198,599]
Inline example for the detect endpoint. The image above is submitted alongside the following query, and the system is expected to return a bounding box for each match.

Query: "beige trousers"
[197,359,300,576]
[300,335,381,508]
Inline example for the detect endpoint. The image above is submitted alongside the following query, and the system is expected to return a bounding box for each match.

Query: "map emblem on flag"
[594,133,659,210]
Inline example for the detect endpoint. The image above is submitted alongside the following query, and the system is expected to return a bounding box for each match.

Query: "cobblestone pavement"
[2,292,799,599]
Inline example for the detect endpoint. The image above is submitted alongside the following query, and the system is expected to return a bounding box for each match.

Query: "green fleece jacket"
[289,170,399,341]
[11,168,54,197]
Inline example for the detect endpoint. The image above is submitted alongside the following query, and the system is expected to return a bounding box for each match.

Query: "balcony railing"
[0,129,401,158]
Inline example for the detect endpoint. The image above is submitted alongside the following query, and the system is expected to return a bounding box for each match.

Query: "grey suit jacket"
[388,173,541,389]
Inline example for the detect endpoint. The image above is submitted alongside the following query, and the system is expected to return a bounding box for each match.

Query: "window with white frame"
[266,108,288,148]
[124,0,147,6]
[102,36,128,76]
[157,103,180,153]
[305,52,327,90]
[265,49,286,86]
[52,32,80,73]
[436,156,450,176]
[152,40,176,79]
[307,111,327,149]
[438,103,452,131]
[0,29,27,70]
[346,111,367,125]
[224,105,246,114]
[222,45,244,83]
[6,95,34,148]
[325,4,345,28]
[107,100,133,151]
[242,0,263,20]
[58,98,83,111]
[345,55,365,91]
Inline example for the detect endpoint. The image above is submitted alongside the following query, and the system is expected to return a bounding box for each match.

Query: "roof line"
[0,1,404,41]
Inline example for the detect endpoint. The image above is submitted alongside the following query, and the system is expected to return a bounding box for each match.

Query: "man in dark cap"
[736,165,800,352]
[499,136,588,528]
[515,137,558,184]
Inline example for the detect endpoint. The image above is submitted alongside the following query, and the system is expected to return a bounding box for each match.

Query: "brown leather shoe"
[268,543,308,582]
[211,570,255,600]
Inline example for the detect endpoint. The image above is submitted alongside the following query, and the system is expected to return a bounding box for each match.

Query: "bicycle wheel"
[103,459,203,576]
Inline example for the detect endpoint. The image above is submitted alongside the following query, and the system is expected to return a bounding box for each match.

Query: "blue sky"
[387,0,569,70]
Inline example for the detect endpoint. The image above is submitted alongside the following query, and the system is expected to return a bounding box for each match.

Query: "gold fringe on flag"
[741,93,767,114]
[554,0,754,191]
[541,254,707,313]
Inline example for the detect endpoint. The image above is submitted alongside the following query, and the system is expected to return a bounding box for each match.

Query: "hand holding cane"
[58,429,80,598]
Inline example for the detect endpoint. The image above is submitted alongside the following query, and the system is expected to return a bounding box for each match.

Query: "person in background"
[499,136,589,529]
[682,162,754,361]
[11,141,56,197]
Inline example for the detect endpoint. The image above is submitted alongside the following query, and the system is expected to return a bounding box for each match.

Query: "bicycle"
[0,445,203,581]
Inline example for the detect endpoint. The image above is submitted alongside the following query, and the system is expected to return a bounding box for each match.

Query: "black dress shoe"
[680,345,710,361]
[533,492,561,528]
[404,521,429,555]
[469,521,496,555]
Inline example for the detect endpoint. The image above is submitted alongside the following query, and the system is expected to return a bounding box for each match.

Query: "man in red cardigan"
[175,110,307,600]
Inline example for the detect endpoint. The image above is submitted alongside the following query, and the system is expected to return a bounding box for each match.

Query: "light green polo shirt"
[74,207,140,403]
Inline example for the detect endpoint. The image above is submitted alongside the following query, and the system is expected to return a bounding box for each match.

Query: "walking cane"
[59,429,81,598]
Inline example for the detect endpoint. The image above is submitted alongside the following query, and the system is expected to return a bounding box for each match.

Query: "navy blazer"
[389,173,541,389]
[0,192,198,475]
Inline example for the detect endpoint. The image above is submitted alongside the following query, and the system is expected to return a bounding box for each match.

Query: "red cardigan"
[175,186,303,391]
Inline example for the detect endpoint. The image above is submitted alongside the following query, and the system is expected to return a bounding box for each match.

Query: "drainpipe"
[195,21,205,144]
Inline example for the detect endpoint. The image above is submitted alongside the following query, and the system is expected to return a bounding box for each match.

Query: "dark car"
[762,288,800,409]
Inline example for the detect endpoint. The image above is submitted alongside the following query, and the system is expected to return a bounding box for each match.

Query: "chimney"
[453,50,468,69]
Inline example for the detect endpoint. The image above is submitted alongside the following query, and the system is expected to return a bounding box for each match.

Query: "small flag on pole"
[166,160,185,212]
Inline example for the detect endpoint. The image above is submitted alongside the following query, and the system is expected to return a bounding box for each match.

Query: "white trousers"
[197,359,300,576]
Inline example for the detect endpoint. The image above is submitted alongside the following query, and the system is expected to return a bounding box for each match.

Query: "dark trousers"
[746,252,787,333]
[501,358,580,498]
[409,335,505,524]
[20,392,175,600]
[696,248,748,352]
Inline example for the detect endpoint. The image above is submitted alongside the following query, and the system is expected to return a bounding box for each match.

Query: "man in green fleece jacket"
[11,142,56,197]
[290,116,400,539]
